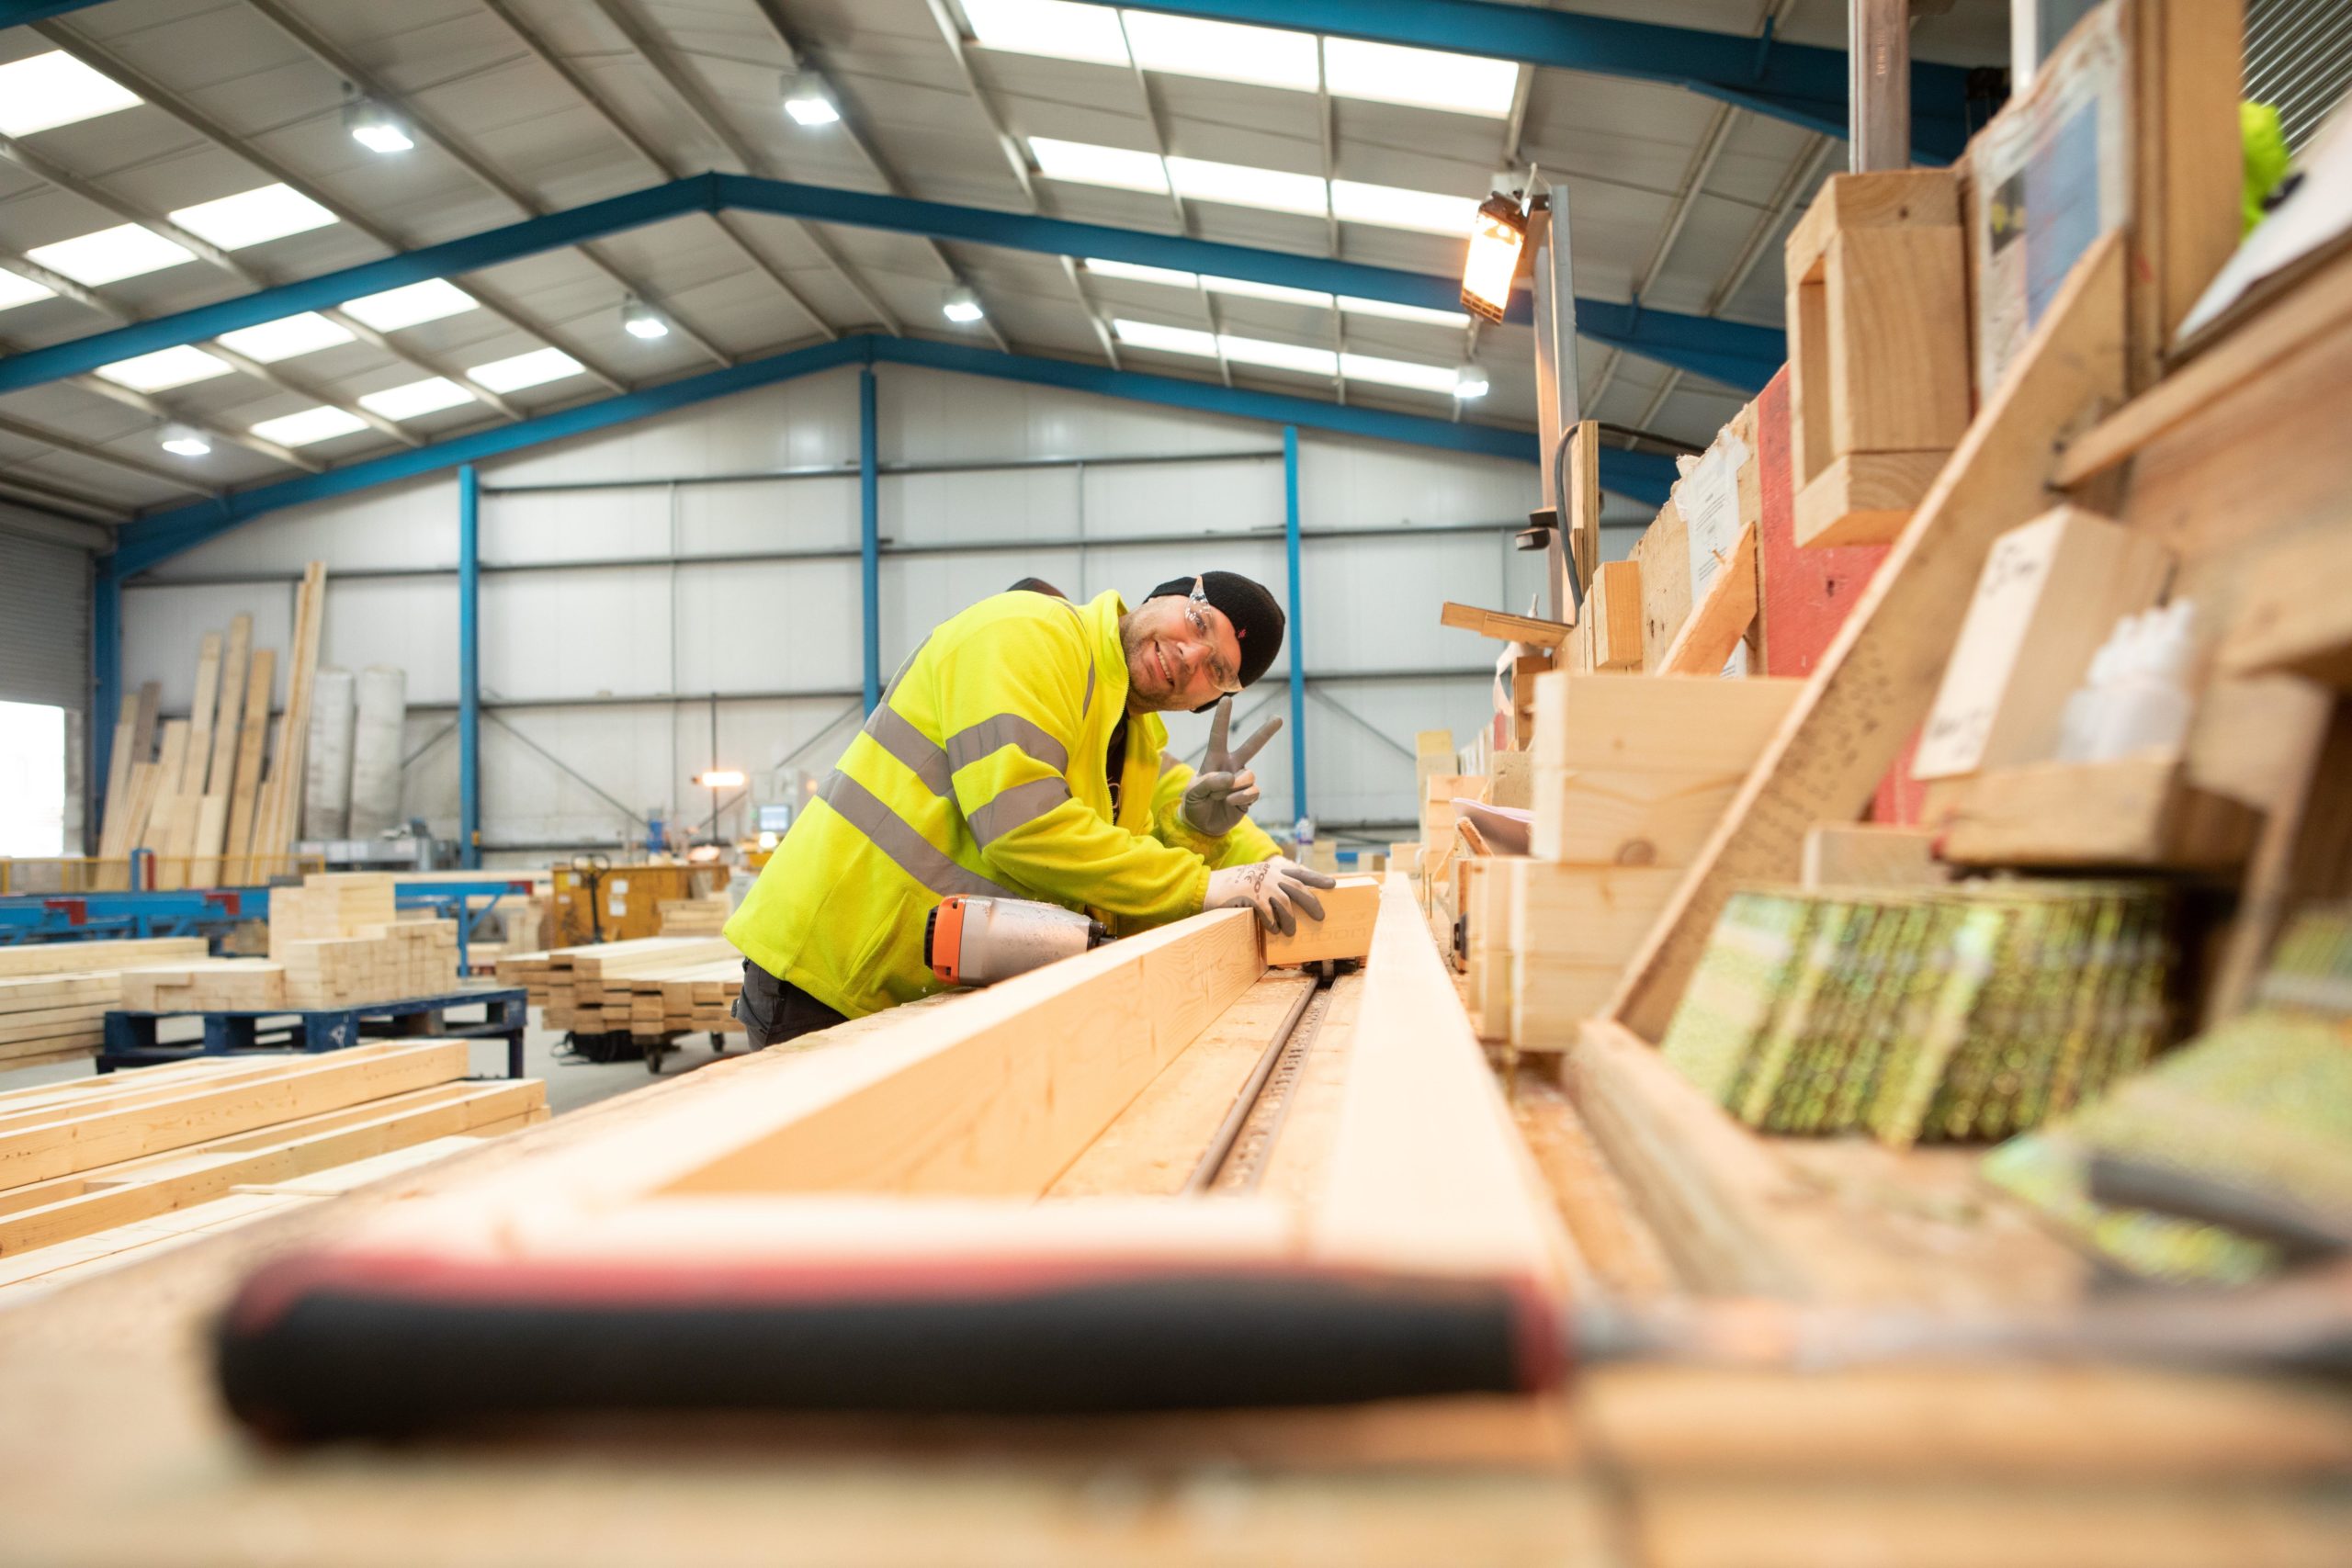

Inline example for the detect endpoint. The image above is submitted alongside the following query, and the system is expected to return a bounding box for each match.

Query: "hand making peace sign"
[1179,695,1284,837]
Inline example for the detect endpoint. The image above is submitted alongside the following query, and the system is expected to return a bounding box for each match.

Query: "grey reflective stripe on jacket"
[816,770,1012,898]
[967,775,1075,848]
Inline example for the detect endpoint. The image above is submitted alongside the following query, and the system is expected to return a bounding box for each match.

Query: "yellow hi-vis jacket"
[726,588,1281,1020]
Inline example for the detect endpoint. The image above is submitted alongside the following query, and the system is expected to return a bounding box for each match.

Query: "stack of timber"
[497,937,741,1036]
[0,1043,545,1299]
[0,938,209,1071]
[92,564,326,891]
[657,897,730,936]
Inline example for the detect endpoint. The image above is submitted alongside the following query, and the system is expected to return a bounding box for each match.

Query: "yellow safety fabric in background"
[727,589,1277,1020]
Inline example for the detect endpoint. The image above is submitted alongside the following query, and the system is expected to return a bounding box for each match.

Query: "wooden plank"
[1508,953,1622,1051]
[0,939,207,979]
[1588,559,1643,671]
[201,615,251,800]
[661,908,1265,1199]
[222,648,274,886]
[1792,451,1950,547]
[1510,1078,1677,1301]
[1611,234,2130,1041]
[180,632,223,798]
[2216,523,2352,688]
[1634,494,1691,667]
[1912,505,2173,780]
[1800,824,1950,890]
[1439,602,1570,649]
[1534,673,1803,776]
[96,689,140,858]
[1654,525,1757,676]
[1046,970,1317,1199]
[1566,419,1601,593]
[1926,754,2262,870]
[2127,0,2246,390]
[1533,770,1750,868]
[1262,874,1381,966]
[1505,861,1685,966]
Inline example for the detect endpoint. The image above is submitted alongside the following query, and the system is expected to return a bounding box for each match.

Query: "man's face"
[1121,591,1244,713]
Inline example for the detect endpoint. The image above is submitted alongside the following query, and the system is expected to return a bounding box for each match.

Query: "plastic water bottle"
[2091,601,2196,759]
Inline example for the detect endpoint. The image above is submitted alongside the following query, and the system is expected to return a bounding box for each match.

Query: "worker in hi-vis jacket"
[725,572,1337,1046]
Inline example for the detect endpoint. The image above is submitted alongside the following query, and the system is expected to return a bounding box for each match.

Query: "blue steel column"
[860,363,881,714]
[458,464,481,868]
[1283,424,1306,825]
[90,563,120,852]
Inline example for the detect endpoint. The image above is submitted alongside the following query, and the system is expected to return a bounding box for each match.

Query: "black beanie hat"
[1144,571,1285,696]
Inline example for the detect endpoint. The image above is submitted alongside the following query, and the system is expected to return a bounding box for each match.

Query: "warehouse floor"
[0,1019,714,1117]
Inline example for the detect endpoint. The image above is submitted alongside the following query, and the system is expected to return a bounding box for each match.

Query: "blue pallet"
[101,986,528,1079]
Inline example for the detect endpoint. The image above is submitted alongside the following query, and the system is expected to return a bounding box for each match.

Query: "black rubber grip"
[217,1257,1561,1442]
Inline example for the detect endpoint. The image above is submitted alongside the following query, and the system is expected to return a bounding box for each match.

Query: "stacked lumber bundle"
[95,563,328,890]
[0,1043,545,1298]
[256,873,459,1009]
[656,897,729,936]
[495,937,740,1035]
[0,939,211,1070]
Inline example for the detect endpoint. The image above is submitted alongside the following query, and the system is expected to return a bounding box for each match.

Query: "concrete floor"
[0,1014,735,1117]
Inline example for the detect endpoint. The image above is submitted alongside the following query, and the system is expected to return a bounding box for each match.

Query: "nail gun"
[925,894,1109,987]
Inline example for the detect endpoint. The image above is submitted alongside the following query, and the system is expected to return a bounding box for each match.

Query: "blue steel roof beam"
[0,174,1784,396]
[108,332,1680,577]
[1081,0,1977,164]
[474,0,838,344]
[241,0,732,373]
[0,1,107,23]
[28,18,571,411]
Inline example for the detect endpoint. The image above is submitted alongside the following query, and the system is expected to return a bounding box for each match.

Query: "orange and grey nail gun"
[925,895,1109,987]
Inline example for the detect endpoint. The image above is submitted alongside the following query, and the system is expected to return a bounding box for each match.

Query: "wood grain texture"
[1589,559,1644,671]
[1792,451,1950,547]
[1438,601,1571,649]
[1611,235,2130,1041]
[1634,494,1692,667]
[1263,874,1380,966]
[1799,824,1950,890]
[1655,525,1758,675]
[1926,754,2261,870]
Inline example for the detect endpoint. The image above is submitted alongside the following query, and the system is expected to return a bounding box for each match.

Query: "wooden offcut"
[1263,874,1380,966]
[1439,602,1570,649]
[1586,559,1643,671]
[1927,754,2263,870]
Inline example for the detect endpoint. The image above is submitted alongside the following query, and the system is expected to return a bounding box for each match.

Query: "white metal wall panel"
[153,477,458,578]
[0,534,88,714]
[672,558,864,694]
[1080,459,1285,537]
[121,581,297,713]
[481,569,675,703]
[482,368,861,489]
[1303,532,1520,671]
[883,467,1081,547]
[322,579,459,707]
[882,368,1274,464]
[1297,437,1531,530]
[483,491,660,567]
[679,476,859,555]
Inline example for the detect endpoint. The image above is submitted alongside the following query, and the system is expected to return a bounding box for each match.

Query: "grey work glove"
[1181,697,1283,838]
[1204,857,1337,937]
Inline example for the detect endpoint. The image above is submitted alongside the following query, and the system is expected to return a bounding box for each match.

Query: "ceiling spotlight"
[1453,360,1490,400]
[621,296,670,340]
[781,70,841,127]
[159,423,210,458]
[942,286,985,325]
[344,86,414,154]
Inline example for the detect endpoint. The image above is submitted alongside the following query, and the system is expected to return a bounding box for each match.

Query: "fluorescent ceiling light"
[0,51,141,137]
[1083,256,1198,288]
[1112,318,1217,357]
[340,278,479,331]
[1029,136,1168,194]
[1167,155,1324,218]
[0,268,55,311]
[345,93,413,154]
[159,423,211,458]
[214,311,355,363]
[26,223,195,287]
[95,344,234,392]
[963,0,1130,66]
[781,70,841,126]
[1340,294,1472,328]
[1330,179,1480,236]
[1323,39,1520,118]
[169,184,338,250]
[467,346,584,392]
[358,377,477,419]
[1453,360,1490,400]
[251,406,369,446]
[1219,333,1337,377]
[1203,275,1330,308]
[1341,351,1459,393]
[943,286,985,324]
[1122,13,1317,90]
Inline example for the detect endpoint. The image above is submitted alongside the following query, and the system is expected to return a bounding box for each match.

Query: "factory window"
[0,701,66,858]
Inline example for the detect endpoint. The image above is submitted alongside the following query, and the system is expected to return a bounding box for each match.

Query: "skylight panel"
[1203,275,1331,309]
[466,346,584,393]
[251,406,369,446]
[169,185,338,251]
[1083,256,1199,288]
[214,311,354,363]
[358,377,477,420]
[339,278,479,331]
[1329,179,1480,236]
[1121,13,1318,91]
[1340,351,1459,393]
[26,223,195,287]
[962,0,1130,67]
[1111,318,1217,357]
[1030,137,1169,194]
[94,344,233,392]
[1218,334,1336,377]
[1322,39,1520,118]
[0,51,142,137]
[1167,156,1325,218]
[1340,295,1473,328]
[0,268,55,311]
